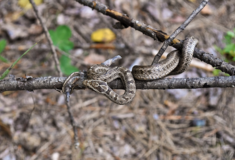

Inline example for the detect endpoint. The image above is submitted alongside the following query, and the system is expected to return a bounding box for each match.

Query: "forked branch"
[75,0,235,75]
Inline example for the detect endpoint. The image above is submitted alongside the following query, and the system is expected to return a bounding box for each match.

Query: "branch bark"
[75,0,235,75]
[1,1,234,92]
[152,0,208,64]
[1,74,235,92]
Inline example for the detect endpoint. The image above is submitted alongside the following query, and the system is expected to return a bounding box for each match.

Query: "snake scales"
[80,37,198,105]
[132,37,198,80]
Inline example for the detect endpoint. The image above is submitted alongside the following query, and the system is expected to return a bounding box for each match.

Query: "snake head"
[87,65,110,79]
[83,80,109,94]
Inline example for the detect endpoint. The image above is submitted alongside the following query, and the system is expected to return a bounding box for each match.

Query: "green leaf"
[213,69,221,76]
[56,25,72,39]
[224,34,232,45]
[59,55,78,75]
[62,65,79,76]
[49,25,72,42]
[0,55,9,63]
[59,41,74,52]
[0,39,7,54]
[0,42,37,80]
[213,69,230,76]
[49,25,77,75]
[223,44,235,53]
[60,55,70,67]
[227,31,235,38]
[49,25,74,52]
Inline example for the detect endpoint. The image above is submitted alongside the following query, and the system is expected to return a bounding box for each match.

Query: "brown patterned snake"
[83,56,136,105]
[63,37,198,105]
[132,37,198,80]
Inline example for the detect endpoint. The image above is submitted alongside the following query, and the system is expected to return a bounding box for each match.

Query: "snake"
[132,37,198,80]
[75,37,198,105]
[83,64,136,105]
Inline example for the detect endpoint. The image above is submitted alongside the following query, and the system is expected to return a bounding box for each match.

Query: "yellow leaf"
[18,0,43,9]
[91,28,116,43]
[188,0,196,2]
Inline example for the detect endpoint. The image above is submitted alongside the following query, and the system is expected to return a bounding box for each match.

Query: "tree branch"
[152,0,208,64]
[1,74,235,92]
[75,0,235,75]
[1,1,234,92]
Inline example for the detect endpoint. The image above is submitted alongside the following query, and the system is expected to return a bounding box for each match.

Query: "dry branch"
[75,0,235,75]
[1,74,235,92]
[1,1,234,92]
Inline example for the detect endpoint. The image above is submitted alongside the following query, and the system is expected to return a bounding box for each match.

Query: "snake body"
[83,65,136,105]
[132,37,198,80]
[83,37,198,104]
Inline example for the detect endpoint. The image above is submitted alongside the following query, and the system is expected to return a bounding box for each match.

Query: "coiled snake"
[83,63,136,105]
[63,37,198,105]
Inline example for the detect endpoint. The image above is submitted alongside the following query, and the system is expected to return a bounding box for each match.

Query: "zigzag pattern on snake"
[83,37,198,104]
[83,65,136,105]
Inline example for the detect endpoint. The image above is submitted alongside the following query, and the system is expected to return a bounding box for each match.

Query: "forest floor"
[1,0,235,160]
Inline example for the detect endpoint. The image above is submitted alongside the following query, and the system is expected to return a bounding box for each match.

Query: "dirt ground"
[1,0,235,159]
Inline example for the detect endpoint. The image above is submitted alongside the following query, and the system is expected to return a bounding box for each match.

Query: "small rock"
[51,152,60,160]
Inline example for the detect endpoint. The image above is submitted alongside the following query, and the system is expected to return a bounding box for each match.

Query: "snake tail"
[170,36,198,75]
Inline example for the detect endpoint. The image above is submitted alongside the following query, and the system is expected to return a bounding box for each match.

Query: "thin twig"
[152,0,209,65]
[65,92,79,148]
[29,0,62,77]
[75,0,235,75]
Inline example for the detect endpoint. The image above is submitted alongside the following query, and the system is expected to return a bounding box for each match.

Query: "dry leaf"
[28,24,43,35]
[5,11,24,22]
[18,0,43,9]
[91,28,116,43]
[201,5,213,15]
[1,23,28,40]
[188,0,196,3]
[84,53,106,65]
[0,119,11,137]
